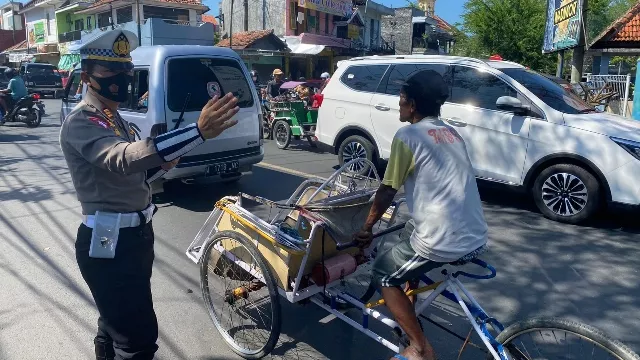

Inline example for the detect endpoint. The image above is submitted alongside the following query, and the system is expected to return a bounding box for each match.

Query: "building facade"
[17,0,63,65]
[218,0,393,79]
[380,1,454,56]
[0,2,25,54]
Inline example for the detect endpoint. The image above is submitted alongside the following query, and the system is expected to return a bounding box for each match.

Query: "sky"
[201,0,467,26]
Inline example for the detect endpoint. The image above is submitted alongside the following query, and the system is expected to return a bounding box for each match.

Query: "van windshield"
[167,57,254,112]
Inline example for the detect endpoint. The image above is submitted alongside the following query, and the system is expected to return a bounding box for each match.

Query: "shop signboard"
[9,53,34,63]
[298,0,353,17]
[542,0,583,53]
[347,24,360,40]
[28,21,46,46]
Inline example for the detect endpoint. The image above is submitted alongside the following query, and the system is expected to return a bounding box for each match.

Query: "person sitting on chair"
[352,70,489,360]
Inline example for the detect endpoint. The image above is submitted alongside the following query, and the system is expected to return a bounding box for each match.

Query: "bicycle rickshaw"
[186,159,639,360]
[265,81,321,149]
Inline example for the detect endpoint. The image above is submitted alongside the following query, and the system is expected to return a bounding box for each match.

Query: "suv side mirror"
[496,96,530,115]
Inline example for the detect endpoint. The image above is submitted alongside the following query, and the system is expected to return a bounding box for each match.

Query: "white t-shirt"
[382,117,488,262]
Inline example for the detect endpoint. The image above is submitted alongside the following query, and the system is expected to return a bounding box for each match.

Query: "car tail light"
[32,93,40,100]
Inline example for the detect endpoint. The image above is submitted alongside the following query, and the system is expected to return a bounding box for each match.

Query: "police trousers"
[76,222,159,360]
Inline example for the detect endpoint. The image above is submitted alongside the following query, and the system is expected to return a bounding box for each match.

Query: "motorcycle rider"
[0,68,28,124]
[266,68,284,100]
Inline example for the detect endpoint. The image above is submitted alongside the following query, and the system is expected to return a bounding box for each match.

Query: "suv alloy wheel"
[338,135,375,176]
[532,164,601,224]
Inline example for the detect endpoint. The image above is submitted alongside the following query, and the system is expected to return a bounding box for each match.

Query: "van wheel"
[532,164,600,224]
[338,135,375,176]
[273,120,291,149]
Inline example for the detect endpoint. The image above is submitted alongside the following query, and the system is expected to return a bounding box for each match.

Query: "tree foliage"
[453,0,637,74]
[586,0,636,43]
[454,0,556,73]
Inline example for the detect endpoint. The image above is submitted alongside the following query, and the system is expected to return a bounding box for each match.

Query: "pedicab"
[266,81,321,149]
[185,160,640,360]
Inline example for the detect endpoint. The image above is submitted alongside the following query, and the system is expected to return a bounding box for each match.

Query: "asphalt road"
[0,99,639,360]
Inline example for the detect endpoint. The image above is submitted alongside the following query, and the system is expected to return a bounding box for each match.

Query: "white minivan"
[61,45,264,187]
[316,55,640,224]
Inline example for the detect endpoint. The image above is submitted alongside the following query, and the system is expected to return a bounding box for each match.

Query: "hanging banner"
[542,0,583,53]
[298,0,353,17]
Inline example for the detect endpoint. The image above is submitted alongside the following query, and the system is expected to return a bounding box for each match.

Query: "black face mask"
[89,72,132,102]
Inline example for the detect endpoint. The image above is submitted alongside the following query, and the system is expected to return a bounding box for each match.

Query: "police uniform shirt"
[60,29,206,215]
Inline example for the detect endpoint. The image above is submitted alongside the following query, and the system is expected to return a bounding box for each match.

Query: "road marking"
[256,162,326,180]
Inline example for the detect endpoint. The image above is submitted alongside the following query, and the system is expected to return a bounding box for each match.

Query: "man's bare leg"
[381,286,436,360]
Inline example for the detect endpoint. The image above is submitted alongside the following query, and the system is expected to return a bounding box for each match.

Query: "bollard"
[632,59,640,120]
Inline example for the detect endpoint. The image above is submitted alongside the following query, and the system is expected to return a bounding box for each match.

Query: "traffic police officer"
[59,30,239,360]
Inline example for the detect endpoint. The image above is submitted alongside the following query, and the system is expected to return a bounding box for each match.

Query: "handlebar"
[451,258,497,280]
[335,222,407,251]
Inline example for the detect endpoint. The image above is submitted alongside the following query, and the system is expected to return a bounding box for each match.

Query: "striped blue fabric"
[153,123,204,162]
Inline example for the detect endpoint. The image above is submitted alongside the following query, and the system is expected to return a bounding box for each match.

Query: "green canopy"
[58,53,81,71]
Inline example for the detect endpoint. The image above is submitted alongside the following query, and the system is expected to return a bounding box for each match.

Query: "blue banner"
[542,0,583,53]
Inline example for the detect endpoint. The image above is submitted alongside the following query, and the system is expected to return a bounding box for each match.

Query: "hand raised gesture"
[197,93,240,139]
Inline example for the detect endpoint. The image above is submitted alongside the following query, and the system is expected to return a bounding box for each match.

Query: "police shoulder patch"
[87,116,110,129]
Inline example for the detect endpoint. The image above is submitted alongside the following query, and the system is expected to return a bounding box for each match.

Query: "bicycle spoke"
[503,326,628,360]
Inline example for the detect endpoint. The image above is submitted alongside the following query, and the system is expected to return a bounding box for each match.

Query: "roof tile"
[216,29,275,49]
[88,0,201,9]
[201,14,217,25]
[592,2,640,44]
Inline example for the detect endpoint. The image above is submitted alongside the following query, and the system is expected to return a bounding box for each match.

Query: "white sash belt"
[82,204,155,229]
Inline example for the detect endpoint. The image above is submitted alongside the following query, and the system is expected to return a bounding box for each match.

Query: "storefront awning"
[282,36,326,55]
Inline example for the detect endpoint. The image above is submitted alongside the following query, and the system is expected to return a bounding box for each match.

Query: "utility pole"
[229,0,234,48]
[556,50,564,78]
[9,0,15,45]
[135,0,141,44]
[570,0,588,83]
[243,0,248,31]
[262,0,266,29]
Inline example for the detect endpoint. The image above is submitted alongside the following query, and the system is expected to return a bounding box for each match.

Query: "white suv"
[316,55,640,224]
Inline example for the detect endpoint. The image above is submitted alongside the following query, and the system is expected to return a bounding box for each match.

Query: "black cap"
[401,70,449,105]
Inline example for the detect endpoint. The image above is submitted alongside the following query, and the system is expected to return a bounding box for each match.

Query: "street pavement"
[0,99,639,360]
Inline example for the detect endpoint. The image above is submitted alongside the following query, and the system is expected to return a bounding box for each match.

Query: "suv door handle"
[445,117,467,126]
[374,104,390,111]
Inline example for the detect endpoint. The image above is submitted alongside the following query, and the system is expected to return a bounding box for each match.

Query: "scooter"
[0,93,42,127]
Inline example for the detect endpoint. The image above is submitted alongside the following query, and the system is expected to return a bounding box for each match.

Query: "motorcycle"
[0,93,42,128]
[35,97,45,116]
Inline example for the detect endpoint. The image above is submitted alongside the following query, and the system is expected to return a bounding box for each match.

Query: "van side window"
[384,64,452,96]
[67,71,83,99]
[167,57,254,112]
[450,66,517,111]
[119,69,149,113]
[340,65,387,93]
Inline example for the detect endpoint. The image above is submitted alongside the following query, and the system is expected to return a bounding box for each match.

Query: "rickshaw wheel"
[273,120,291,149]
[200,231,282,359]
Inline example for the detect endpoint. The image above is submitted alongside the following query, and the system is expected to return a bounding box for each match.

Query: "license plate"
[205,160,240,176]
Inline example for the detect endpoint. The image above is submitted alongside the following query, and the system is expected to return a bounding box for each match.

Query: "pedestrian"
[59,29,240,360]
[319,72,330,93]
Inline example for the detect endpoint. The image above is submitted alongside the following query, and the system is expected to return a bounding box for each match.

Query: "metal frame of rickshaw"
[185,159,510,360]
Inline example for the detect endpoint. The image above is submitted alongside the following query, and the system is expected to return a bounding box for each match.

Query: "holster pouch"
[89,211,122,259]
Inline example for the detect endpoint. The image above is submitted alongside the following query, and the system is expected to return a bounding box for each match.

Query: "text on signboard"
[554,1,578,25]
